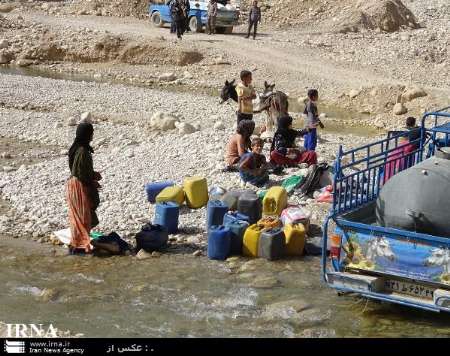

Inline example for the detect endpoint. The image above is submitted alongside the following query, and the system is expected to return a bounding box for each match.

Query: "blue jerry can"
[154,202,179,234]
[223,211,250,226]
[145,181,174,203]
[225,219,250,256]
[207,226,231,261]
[206,200,229,230]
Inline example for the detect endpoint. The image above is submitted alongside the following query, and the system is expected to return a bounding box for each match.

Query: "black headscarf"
[271,115,296,152]
[68,123,94,171]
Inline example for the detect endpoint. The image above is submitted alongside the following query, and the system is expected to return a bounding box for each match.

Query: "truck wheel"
[151,12,164,28]
[189,16,202,33]
[224,26,233,34]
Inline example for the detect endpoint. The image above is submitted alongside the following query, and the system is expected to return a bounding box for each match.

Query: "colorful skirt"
[66,177,93,252]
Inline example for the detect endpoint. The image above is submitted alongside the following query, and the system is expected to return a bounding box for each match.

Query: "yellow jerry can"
[243,224,266,257]
[183,177,208,209]
[263,186,288,217]
[156,186,185,205]
[283,223,306,256]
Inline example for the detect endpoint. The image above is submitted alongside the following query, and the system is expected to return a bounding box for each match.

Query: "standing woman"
[66,123,102,254]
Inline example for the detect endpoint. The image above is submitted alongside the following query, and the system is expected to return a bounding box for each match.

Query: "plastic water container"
[209,186,227,201]
[258,228,286,261]
[156,186,185,205]
[207,200,229,230]
[154,202,179,235]
[284,224,306,256]
[225,219,250,256]
[135,224,169,252]
[145,181,174,203]
[263,186,288,217]
[184,176,209,209]
[223,211,250,226]
[238,193,262,224]
[257,216,282,229]
[243,224,266,257]
[221,190,254,211]
[207,226,231,261]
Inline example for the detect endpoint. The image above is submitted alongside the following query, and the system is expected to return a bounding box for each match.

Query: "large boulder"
[150,112,179,131]
[393,102,407,115]
[337,0,419,33]
[0,39,8,50]
[401,87,427,102]
[0,50,12,64]
[175,122,197,135]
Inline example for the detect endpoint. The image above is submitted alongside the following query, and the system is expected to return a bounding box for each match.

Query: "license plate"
[385,280,435,300]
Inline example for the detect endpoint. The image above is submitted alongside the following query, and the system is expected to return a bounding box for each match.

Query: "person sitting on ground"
[66,123,102,255]
[236,70,257,124]
[270,115,318,167]
[303,89,324,151]
[239,137,269,188]
[224,119,256,172]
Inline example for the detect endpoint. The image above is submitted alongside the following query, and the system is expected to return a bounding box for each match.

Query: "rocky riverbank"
[0,71,374,253]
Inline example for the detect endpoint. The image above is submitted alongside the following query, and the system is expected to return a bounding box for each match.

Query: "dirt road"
[17,12,449,100]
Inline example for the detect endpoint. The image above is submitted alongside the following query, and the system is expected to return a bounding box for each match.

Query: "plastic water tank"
[154,202,179,234]
[207,226,231,261]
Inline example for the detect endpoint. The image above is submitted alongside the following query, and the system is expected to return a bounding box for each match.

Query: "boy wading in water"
[239,137,269,188]
[236,70,257,124]
[303,89,324,151]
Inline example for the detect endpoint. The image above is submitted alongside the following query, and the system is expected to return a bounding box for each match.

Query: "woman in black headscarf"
[66,123,102,254]
[270,115,318,167]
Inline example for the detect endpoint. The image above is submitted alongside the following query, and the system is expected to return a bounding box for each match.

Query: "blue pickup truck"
[149,0,240,34]
[322,107,450,313]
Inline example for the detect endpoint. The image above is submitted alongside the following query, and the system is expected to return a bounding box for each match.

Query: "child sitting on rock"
[224,119,255,172]
[270,115,318,167]
[239,137,269,187]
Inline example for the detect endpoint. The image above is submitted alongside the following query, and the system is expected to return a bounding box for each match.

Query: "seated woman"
[270,115,318,167]
[224,119,256,172]
[66,123,102,254]
[239,137,269,188]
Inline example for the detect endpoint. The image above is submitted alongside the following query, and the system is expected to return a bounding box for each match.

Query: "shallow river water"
[1,238,449,338]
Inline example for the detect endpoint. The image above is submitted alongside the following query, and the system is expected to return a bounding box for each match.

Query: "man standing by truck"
[207,0,218,35]
[182,0,191,33]
[246,0,261,40]
[170,0,185,39]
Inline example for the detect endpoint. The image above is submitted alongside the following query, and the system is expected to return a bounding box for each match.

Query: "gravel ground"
[0,72,373,249]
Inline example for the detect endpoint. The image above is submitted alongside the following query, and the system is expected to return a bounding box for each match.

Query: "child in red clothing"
[270,115,318,167]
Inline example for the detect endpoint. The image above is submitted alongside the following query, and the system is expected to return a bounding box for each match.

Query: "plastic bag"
[282,175,304,194]
[280,206,311,226]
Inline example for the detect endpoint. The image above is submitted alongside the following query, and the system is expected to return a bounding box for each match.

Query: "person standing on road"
[182,0,191,33]
[207,0,218,35]
[167,0,177,34]
[246,0,261,40]
[171,0,185,39]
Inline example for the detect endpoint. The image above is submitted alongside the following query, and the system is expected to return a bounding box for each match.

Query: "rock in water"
[0,50,12,64]
[136,249,152,260]
[393,102,407,115]
[401,87,427,102]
